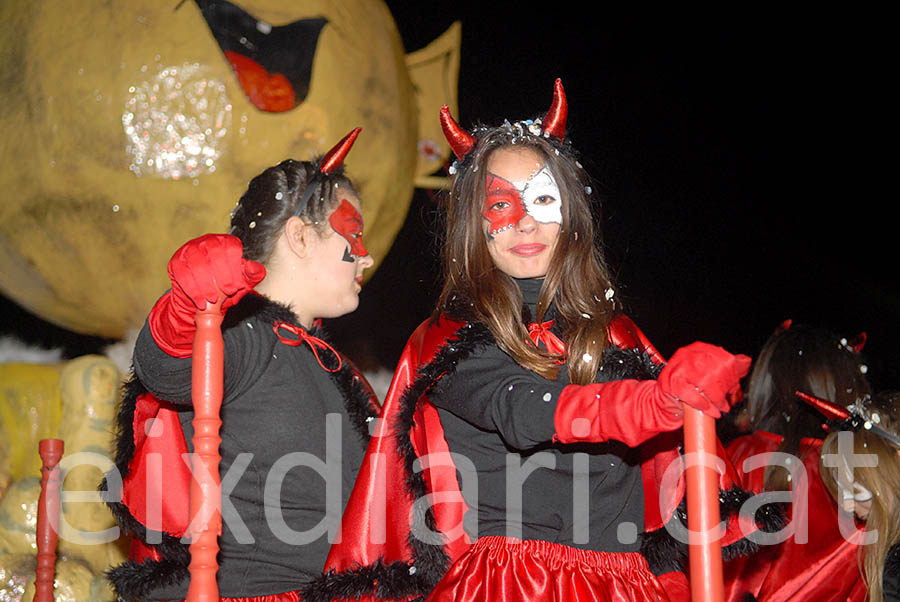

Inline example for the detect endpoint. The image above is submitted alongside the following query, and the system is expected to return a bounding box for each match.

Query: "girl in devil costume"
[302,80,766,602]
[819,391,900,602]
[721,322,872,601]
[102,129,380,602]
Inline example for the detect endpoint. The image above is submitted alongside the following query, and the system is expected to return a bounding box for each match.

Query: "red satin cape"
[722,431,867,602]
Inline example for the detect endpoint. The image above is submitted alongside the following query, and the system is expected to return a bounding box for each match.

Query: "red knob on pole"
[186,301,224,602]
[34,438,64,602]
[683,407,725,602]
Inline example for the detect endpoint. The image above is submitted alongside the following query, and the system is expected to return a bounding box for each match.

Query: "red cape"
[722,431,867,602]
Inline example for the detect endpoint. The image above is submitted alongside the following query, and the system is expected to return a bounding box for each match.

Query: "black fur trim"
[595,346,663,383]
[105,549,190,602]
[640,485,789,575]
[303,559,433,602]
[391,321,494,593]
[311,324,380,447]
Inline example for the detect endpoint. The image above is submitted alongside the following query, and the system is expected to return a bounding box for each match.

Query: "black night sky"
[2,7,896,390]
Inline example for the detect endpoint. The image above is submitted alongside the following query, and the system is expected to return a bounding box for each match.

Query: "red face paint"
[484,173,527,234]
[328,199,368,260]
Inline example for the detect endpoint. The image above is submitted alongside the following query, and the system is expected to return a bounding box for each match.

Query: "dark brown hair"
[229,159,355,263]
[434,125,616,385]
[745,324,872,490]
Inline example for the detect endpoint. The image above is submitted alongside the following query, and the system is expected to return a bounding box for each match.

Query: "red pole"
[683,407,724,602]
[186,301,224,602]
[34,438,64,602]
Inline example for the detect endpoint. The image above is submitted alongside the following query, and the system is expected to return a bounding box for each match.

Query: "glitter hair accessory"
[293,127,362,217]
[796,391,900,446]
[440,78,569,169]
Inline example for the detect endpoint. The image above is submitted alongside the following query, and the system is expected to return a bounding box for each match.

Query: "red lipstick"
[509,243,547,256]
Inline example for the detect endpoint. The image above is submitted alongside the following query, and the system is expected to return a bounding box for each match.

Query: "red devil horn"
[319,127,362,175]
[440,105,477,160]
[795,390,851,422]
[542,78,568,142]
[848,332,867,353]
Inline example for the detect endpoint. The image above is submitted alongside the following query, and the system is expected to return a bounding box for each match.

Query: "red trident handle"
[186,300,224,602]
[34,438,64,602]
[683,407,724,602]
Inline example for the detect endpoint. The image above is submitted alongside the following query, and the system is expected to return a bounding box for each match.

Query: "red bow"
[528,320,567,361]
[273,321,343,372]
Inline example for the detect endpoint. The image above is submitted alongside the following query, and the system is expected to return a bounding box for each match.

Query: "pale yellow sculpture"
[0,356,126,602]
[0,0,459,339]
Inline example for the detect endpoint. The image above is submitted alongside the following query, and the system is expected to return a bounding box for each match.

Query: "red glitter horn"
[795,390,851,421]
[542,78,568,142]
[318,127,362,175]
[440,105,477,160]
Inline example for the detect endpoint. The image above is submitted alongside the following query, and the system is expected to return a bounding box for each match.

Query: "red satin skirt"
[176,592,300,602]
[425,536,671,602]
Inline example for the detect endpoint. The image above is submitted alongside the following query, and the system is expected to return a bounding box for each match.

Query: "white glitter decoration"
[542,393,552,402]
[123,62,232,180]
[249,221,256,229]
[582,352,593,363]
[275,191,284,200]
[604,288,615,301]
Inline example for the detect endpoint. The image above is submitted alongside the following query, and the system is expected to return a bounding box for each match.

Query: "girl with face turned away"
[309,80,768,602]
[103,129,380,602]
[722,323,873,602]
[820,391,900,602]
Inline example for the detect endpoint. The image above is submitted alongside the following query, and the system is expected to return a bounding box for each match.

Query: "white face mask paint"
[514,166,562,225]
[837,455,873,503]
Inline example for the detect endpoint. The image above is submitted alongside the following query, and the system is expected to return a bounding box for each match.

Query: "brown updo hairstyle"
[229,159,355,264]
[435,124,616,385]
[745,323,872,491]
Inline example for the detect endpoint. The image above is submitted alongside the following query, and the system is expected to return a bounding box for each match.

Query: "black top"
[430,278,645,553]
[132,294,368,600]
[886,543,900,602]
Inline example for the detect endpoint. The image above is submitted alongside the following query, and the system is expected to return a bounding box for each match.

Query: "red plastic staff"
[186,299,224,602]
[34,438,64,602]
[683,408,724,602]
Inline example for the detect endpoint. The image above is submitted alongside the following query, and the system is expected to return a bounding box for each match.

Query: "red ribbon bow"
[273,321,343,372]
[528,320,567,361]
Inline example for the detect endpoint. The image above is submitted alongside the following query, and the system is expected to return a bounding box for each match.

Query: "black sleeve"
[429,342,567,450]
[132,313,274,406]
[132,319,193,404]
[885,544,900,602]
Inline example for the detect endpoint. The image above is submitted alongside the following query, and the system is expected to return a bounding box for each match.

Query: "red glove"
[554,342,750,446]
[657,342,751,419]
[148,234,266,358]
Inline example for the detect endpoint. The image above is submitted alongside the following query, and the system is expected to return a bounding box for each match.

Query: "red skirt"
[426,536,671,602]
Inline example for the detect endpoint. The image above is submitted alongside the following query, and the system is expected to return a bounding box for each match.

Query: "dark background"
[2,6,896,390]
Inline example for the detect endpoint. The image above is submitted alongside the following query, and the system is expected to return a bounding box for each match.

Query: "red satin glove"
[554,342,750,446]
[657,341,751,419]
[148,234,265,358]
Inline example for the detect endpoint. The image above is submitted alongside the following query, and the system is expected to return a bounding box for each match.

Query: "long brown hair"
[745,324,871,491]
[820,392,900,602]
[434,126,616,385]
